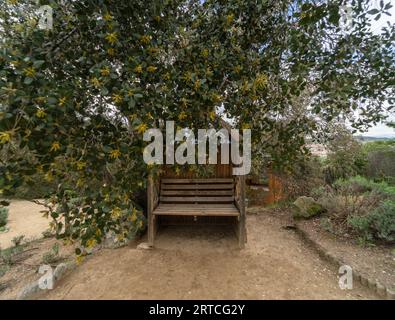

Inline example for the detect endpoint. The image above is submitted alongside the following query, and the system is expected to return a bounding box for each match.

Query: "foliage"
[362,140,395,185]
[42,242,60,264]
[276,155,325,199]
[348,200,395,243]
[322,126,367,184]
[0,206,8,229]
[1,0,394,250]
[0,244,24,266]
[313,176,395,243]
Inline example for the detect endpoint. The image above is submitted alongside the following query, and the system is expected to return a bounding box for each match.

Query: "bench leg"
[238,216,246,249]
[148,214,157,247]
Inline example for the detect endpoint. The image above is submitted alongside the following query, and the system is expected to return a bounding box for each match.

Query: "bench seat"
[153,203,240,216]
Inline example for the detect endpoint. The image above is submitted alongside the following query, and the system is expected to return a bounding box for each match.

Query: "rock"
[376,282,386,297]
[53,263,69,281]
[17,281,40,300]
[387,288,395,300]
[137,242,153,250]
[293,196,325,219]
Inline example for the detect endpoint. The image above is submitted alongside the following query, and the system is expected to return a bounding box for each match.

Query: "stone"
[137,242,153,250]
[387,288,395,300]
[293,196,326,219]
[53,263,69,281]
[376,282,386,297]
[17,281,40,300]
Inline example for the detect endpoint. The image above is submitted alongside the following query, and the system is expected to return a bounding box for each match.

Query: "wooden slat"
[161,184,233,190]
[153,204,239,216]
[161,190,233,196]
[160,196,234,203]
[161,178,233,184]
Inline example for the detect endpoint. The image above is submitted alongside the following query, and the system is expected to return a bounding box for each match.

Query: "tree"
[1,0,394,252]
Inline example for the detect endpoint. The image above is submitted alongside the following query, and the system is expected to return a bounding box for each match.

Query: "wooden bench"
[147,176,247,248]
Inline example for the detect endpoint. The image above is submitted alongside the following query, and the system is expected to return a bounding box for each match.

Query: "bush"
[0,207,8,229]
[42,243,60,265]
[348,200,395,243]
[313,176,395,243]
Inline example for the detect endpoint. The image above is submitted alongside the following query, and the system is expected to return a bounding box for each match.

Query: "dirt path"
[0,200,49,249]
[39,210,377,300]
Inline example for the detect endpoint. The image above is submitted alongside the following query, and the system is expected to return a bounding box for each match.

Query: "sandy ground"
[297,218,395,290]
[36,209,378,300]
[0,200,49,249]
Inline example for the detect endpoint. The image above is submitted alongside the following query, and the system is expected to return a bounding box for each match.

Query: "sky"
[359,0,395,137]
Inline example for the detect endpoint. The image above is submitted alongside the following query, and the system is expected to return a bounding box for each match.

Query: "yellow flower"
[138,220,144,228]
[147,65,157,73]
[76,161,86,170]
[111,207,122,219]
[163,72,171,80]
[107,48,116,56]
[91,77,101,87]
[110,149,121,159]
[129,210,138,222]
[76,178,85,188]
[181,98,188,108]
[254,73,268,90]
[50,141,60,152]
[95,229,102,237]
[178,111,188,121]
[147,47,159,55]
[211,93,222,103]
[105,32,118,45]
[103,12,113,21]
[44,172,53,182]
[75,255,85,265]
[133,64,143,74]
[226,14,234,24]
[233,65,242,74]
[36,108,46,118]
[112,93,123,104]
[100,66,110,76]
[136,123,148,134]
[58,97,67,107]
[86,239,97,249]
[35,96,46,104]
[140,35,151,45]
[182,71,192,82]
[0,131,12,144]
[201,49,209,58]
[194,79,201,90]
[209,110,216,121]
[24,67,36,77]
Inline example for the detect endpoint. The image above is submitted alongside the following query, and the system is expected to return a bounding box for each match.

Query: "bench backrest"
[160,178,234,204]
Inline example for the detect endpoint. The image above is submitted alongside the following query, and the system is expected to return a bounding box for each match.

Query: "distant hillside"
[354,136,395,142]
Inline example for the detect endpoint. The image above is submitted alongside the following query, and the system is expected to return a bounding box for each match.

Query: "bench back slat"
[160,178,234,204]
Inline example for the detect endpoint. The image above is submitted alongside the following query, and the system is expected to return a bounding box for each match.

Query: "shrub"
[348,200,395,243]
[0,207,8,229]
[314,176,395,243]
[42,243,60,265]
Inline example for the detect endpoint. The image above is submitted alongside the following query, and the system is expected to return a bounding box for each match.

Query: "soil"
[0,237,75,300]
[34,207,378,300]
[297,217,395,291]
[0,200,50,249]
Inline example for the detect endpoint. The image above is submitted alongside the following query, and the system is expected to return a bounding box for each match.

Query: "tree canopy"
[0,0,394,252]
